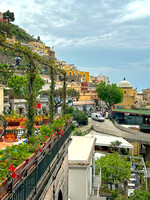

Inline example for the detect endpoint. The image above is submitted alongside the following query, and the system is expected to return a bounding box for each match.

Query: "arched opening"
[58,190,63,200]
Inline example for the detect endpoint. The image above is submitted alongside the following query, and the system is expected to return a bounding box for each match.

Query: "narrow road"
[80,118,150,144]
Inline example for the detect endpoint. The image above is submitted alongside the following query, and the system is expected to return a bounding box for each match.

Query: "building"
[0,85,4,114]
[68,136,102,200]
[116,78,137,109]
[96,75,110,85]
[0,12,8,23]
[142,88,150,105]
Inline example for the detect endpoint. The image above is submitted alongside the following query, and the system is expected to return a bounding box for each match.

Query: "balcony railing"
[0,125,72,200]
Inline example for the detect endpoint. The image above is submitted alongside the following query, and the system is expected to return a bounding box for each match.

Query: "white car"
[72,121,79,127]
[91,113,105,122]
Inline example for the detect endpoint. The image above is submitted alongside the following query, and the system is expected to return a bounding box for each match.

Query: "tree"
[96,81,124,110]
[7,74,45,99]
[95,153,131,189]
[3,10,15,23]
[129,189,150,200]
[0,22,12,37]
[67,88,80,101]
[0,64,12,85]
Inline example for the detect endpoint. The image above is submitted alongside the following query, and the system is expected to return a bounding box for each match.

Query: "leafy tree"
[95,153,131,189]
[0,64,12,85]
[73,109,88,125]
[129,189,150,200]
[96,81,124,110]
[7,74,45,99]
[3,10,15,22]
[67,88,80,101]
[0,22,12,37]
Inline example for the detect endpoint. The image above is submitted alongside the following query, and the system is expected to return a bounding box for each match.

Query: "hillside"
[11,24,37,43]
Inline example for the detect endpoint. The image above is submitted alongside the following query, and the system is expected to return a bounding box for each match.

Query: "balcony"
[0,126,72,200]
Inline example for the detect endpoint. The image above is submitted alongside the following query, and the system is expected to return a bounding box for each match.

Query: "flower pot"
[25,153,36,173]
[13,161,27,186]
[43,118,50,124]
[0,178,9,199]
[8,121,20,126]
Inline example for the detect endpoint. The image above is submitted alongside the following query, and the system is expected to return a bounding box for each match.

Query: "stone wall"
[43,154,68,200]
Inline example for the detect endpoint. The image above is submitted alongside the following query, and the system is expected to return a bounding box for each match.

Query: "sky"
[1,0,150,92]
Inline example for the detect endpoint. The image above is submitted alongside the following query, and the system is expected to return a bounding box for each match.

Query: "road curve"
[80,118,150,145]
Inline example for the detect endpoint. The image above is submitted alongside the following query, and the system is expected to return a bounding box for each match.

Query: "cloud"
[120,0,150,22]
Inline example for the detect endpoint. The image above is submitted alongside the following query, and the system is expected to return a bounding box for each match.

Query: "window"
[69,71,71,76]
[83,73,85,77]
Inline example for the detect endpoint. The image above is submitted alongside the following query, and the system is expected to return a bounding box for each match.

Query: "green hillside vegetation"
[11,24,37,43]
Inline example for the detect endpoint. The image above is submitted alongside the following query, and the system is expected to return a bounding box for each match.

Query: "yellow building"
[28,41,46,53]
[116,78,137,109]
[63,66,90,83]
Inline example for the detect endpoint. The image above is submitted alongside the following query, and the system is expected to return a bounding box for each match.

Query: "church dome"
[118,78,132,88]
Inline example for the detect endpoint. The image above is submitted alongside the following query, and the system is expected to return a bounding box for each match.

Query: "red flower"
[1,177,4,180]
[12,173,16,178]
[58,131,61,135]
[54,132,57,135]
[50,134,53,138]
[35,149,38,152]
[17,175,20,179]
[59,129,62,132]
[45,136,48,139]
[40,149,42,152]
[60,126,62,128]
[12,166,16,172]
[61,133,63,136]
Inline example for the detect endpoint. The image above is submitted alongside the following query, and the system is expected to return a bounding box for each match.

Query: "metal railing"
[0,125,72,200]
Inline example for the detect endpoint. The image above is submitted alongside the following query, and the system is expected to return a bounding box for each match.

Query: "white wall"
[69,167,87,200]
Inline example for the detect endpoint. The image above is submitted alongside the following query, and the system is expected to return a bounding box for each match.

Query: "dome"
[118,78,132,88]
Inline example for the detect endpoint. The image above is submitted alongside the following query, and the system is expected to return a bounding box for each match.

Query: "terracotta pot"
[43,118,50,124]
[25,153,36,172]
[0,178,9,199]
[13,161,27,186]
[8,121,20,126]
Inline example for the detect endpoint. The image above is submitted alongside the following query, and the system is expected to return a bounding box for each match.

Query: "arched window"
[58,190,63,200]
[69,71,72,76]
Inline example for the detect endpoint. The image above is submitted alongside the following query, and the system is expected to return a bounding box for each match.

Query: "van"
[91,113,105,122]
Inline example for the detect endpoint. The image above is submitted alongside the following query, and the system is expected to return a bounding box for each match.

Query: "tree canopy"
[95,153,131,184]
[96,81,124,109]
[3,10,15,22]
[67,88,80,100]
[7,74,45,99]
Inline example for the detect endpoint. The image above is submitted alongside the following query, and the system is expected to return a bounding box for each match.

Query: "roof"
[85,132,133,149]
[118,79,132,88]
[68,136,96,166]
[73,101,95,105]
[113,108,150,116]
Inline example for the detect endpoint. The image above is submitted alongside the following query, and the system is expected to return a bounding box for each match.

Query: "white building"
[68,136,102,200]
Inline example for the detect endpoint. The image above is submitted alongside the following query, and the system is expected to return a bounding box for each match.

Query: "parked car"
[91,113,105,122]
[72,120,79,127]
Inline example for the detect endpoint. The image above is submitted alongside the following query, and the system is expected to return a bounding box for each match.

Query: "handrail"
[0,125,72,199]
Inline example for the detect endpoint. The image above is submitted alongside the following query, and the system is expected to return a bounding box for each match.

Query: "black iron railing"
[0,125,72,200]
